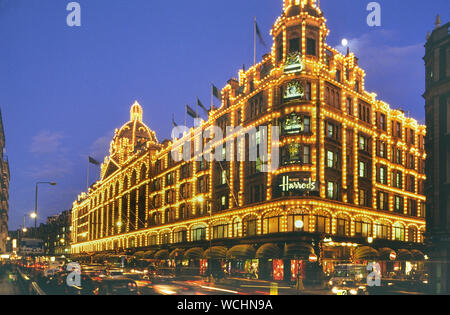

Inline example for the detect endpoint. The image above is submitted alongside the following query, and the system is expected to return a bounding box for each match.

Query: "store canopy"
[184,247,204,259]
[354,246,379,261]
[397,249,413,261]
[256,243,282,259]
[204,246,228,259]
[283,243,314,260]
[154,249,170,260]
[411,249,425,261]
[227,245,256,260]
[143,250,156,259]
[378,248,396,261]
[134,251,146,259]
[169,248,185,260]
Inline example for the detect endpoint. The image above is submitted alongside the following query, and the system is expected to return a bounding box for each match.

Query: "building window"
[287,213,309,232]
[337,217,349,236]
[161,233,171,244]
[358,135,368,151]
[393,224,405,241]
[315,214,330,233]
[346,97,353,115]
[327,122,338,139]
[375,223,390,240]
[377,191,389,211]
[213,223,229,239]
[394,196,404,214]
[173,230,187,243]
[378,166,387,185]
[304,116,311,133]
[359,161,368,178]
[303,146,311,164]
[327,150,338,169]
[263,215,282,234]
[243,217,258,237]
[355,220,372,237]
[191,227,206,242]
[359,189,369,207]
[326,182,338,200]
[289,38,300,53]
[306,38,316,56]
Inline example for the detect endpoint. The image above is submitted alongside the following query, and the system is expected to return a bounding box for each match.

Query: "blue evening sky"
[0,0,448,229]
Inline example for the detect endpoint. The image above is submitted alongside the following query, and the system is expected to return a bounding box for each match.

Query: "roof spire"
[130,100,143,122]
[435,14,441,28]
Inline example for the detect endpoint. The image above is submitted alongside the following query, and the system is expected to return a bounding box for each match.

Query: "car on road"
[93,278,140,295]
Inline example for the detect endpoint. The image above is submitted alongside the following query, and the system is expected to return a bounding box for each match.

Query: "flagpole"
[253,17,256,66]
[211,84,214,109]
[86,157,89,195]
[185,105,187,128]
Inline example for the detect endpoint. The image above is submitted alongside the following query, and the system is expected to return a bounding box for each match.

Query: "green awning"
[154,249,170,260]
[169,248,185,260]
[143,250,156,259]
[134,251,146,258]
[397,249,413,261]
[411,249,425,261]
[256,243,282,259]
[283,243,314,260]
[184,247,204,259]
[354,246,379,261]
[227,245,256,259]
[378,248,396,261]
[204,246,228,259]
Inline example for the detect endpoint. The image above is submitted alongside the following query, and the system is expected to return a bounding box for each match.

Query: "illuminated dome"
[109,101,158,163]
[283,0,322,17]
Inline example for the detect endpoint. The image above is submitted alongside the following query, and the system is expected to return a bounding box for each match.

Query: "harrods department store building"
[71,0,427,278]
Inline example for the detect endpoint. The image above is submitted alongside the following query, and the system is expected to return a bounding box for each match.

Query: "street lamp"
[35,181,57,228]
[194,196,214,281]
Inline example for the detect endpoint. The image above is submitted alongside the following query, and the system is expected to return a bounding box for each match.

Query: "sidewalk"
[0,271,22,295]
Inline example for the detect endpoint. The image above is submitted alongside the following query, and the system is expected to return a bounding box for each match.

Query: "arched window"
[140,164,147,181]
[148,234,157,246]
[263,213,282,234]
[173,228,187,243]
[314,211,331,234]
[355,218,372,237]
[287,211,310,232]
[393,223,405,241]
[336,214,350,236]
[375,221,391,240]
[232,219,242,238]
[165,208,175,223]
[212,222,229,239]
[243,215,258,237]
[408,226,418,242]
[123,176,129,191]
[115,182,120,196]
[191,225,206,242]
[131,171,137,187]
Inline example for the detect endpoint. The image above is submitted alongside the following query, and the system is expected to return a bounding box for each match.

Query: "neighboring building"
[424,16,450,294]
[20,238,44,257]
[71,0,427,281]
[0,109,10,254]
[43,210,71,256]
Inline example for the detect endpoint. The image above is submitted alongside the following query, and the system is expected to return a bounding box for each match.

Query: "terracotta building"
[424,16,450,294]
[0,109,10,254]
[71,0,427,281]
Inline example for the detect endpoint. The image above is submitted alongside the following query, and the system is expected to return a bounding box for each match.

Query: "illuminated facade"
[0,109,9,254]
[71,0,427,277]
